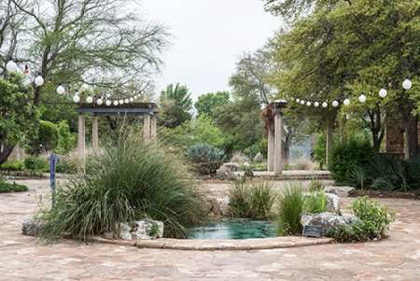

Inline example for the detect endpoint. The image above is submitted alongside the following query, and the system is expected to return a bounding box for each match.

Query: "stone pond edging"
[91,236,333,251]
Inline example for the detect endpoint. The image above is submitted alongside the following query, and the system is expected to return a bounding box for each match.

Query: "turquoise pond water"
[187,219,276,239]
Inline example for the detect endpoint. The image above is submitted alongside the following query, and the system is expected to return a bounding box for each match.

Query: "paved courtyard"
[1,179,420,280]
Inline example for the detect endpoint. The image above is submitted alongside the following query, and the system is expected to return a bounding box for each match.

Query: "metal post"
[49,154,58,207]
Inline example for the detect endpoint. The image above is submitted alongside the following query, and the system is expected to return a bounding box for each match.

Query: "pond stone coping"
[91,236,333,251]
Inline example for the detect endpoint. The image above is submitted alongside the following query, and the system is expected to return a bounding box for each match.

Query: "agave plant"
[186,143,225,175]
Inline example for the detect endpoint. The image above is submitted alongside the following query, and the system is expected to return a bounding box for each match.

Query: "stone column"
[267,125,275,172]
[150,115,157,142]
[326,123,333,167]
[143,114,151,141]
[274,109,283,175]
[77,114,86,166]
[92,116,99,151]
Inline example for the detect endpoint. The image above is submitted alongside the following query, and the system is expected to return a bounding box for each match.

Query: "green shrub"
[56,157,78,174]
[329,137,375,183]
[276,185,304,235]
[56,121,76,155]
[27,120,59,155]
[24,156,49,171]
[304,191,328,214]
[330,197,394,242]
[227,180,275,220]
[0,160,24,171]
[36,134,207,242]
[186,143,225,175]
[0,181,29,193]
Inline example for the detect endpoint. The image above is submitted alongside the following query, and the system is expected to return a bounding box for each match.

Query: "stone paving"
[1,179,420,280]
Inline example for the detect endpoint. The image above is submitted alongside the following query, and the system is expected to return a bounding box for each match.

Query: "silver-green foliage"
[37,134,207,243]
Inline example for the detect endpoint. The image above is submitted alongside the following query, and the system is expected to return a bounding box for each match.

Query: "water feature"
[187,219,276,239]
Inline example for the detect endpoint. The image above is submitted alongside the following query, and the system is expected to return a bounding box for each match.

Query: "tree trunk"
[404,114,419,160]
[0,144,15,165]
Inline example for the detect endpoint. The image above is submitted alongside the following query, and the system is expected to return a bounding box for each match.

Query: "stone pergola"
[266,100,287,175]
[75,102,158,165]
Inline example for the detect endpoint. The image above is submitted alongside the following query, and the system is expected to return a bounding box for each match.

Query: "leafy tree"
[159,83,193,128]
[0,0,167,163]
[267,0,419,158]
[160,115,225,152]
[56,120,76,155]
[0,74,39,163]
[194,91,229,118]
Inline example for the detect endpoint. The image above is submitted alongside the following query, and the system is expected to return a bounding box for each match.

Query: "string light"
[379,89,387,98]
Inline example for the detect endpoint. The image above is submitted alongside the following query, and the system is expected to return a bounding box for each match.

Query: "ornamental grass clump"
[276,185,305,235]
[37,134,207,243]
[227,179,275,220]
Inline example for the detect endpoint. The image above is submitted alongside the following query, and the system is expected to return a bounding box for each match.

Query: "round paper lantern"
[56,85,65,95]
[402,79,412,90]
[73,95,80,103]
[6,61,18,72]
[343,98,350,106]
[34,76,44,86]
[379,89,387,98]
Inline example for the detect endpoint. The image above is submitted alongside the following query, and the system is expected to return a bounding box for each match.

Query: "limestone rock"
[325,193,340,213]
[119,219,164,240]
[301,212,360,236]
[253,153,264,163]
[325,186,355,197]
[22,218,44,237]
[216,162,240,180]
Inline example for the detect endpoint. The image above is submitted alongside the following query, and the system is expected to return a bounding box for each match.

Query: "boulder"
[325,193,340,213]
[22,218,44,237]
[300,212,360,236]
[325,186,355,197]
[253,153,264,163]
[216,162,240,180]
[119,219,164,240]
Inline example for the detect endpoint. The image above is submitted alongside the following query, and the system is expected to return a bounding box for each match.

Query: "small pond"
[187,219,276,239]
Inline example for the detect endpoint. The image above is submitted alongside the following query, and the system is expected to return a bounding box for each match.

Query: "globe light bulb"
[130,98,134,102]
[113,101,119,106]
[314,102,319,107]
[34,76,44,86]
[125,99,129,104]
[97,98,103,105]
[56,85,65,95]
[332,100,339,107]
[402,79,412,90]
[6,61,18,72]
[119,99,123,104]
[322,102,328,108]
[300,100,305,105]
[343,98,350,106]
[379,89,387,98]
[106,100,112,106]
[306,101,311,107]
[73,95,80,103]
[86,96,93,104]
[359,94,367,103]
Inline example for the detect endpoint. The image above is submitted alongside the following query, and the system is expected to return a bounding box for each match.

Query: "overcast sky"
[141,0,282,100]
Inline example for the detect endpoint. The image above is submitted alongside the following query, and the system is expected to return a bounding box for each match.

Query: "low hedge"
[0,181,29,193]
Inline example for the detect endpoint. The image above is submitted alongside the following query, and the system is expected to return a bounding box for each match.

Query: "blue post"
[49,154,58,207]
